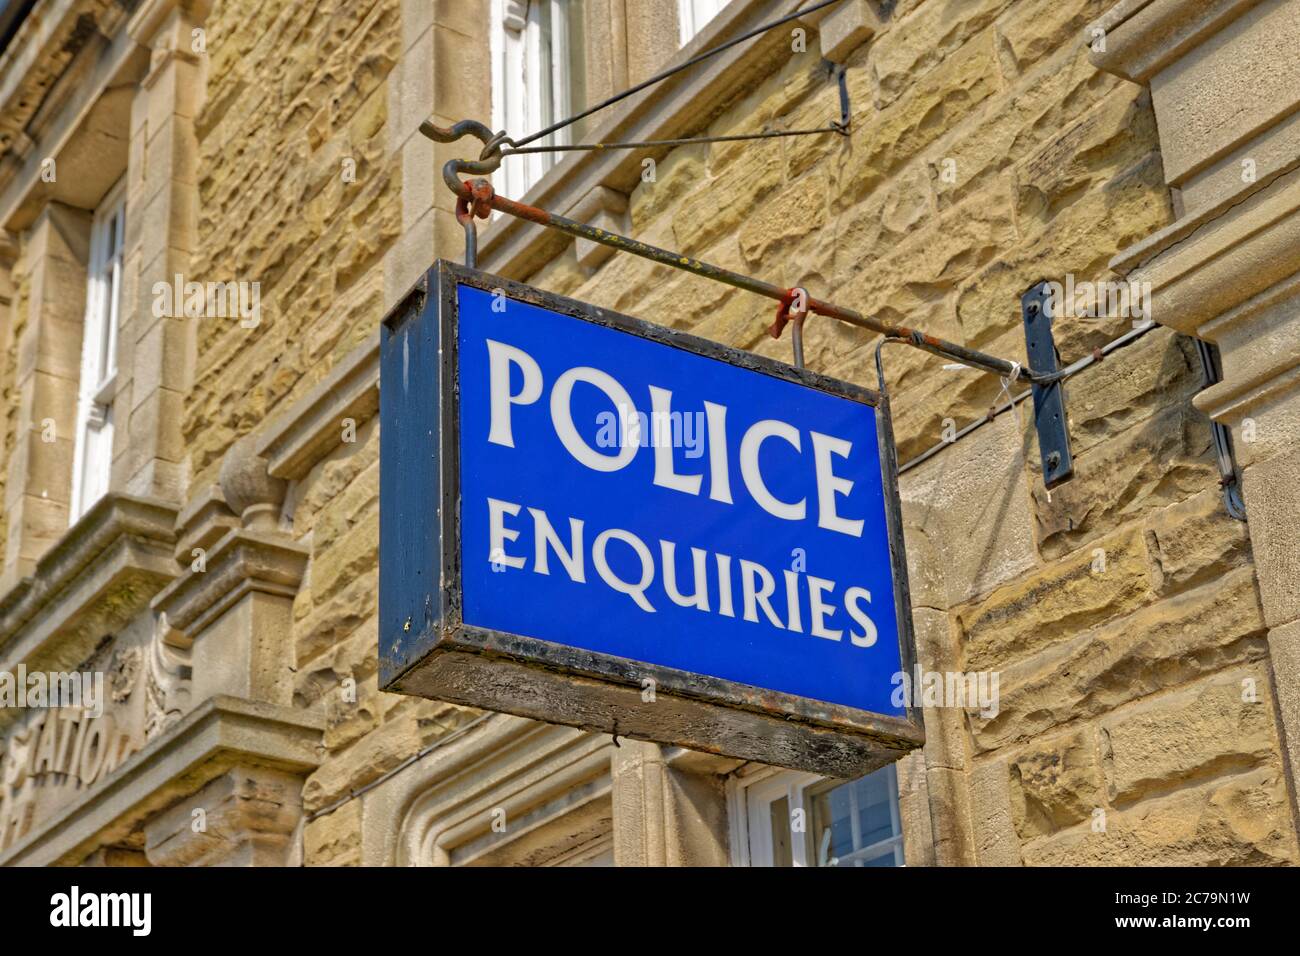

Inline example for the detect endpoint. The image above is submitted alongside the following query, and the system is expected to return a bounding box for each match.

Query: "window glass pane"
[861,849,899,867]
[492,1,587,196]
[679,0,726,46]
[72,186,125,522]
[807,764,901,867]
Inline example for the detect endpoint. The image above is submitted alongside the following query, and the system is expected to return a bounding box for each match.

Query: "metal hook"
[419,119,506,198]
[771,287,810,368]
[420,121,508,267]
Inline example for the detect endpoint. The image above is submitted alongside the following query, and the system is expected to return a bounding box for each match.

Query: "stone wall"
[183,0,402,487]
[5,0,1293,866]
[170,0,1299,866]
[506,0,1298,864]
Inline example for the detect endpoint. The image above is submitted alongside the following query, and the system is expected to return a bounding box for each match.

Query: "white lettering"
[486,340,543,448]
[739,420,806,521]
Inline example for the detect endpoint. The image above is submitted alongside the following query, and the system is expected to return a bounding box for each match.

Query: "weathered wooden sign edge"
[377,259,923,778]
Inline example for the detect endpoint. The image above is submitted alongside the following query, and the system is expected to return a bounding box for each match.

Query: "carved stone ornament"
[218,435,288,533]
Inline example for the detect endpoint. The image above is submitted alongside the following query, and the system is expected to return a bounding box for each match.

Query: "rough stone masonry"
[0,0,1296,867]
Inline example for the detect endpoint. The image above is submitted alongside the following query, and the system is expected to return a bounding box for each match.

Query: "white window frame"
[728,763,905,867]
[69,178,126,522]
[490,0,577,200]
[678,0,728,46]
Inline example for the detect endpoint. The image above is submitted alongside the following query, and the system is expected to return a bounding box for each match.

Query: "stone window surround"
[0,2,142,656]
[69,178,127,523]
[0,10,150,649]
[726,763,906,867]
[355,713,615,866]
[0,0,206,594]
[488,0,589,200]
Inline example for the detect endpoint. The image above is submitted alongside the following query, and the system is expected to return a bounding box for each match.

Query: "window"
[70,179,125,521]
[731,763,905,866]
[678,0,727,46]
[490,0,587,199]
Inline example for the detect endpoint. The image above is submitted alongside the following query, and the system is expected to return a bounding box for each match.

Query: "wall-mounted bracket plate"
[1022,281,1073,489]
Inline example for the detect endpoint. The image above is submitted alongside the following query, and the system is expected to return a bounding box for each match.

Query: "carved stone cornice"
[1113,159,1300,330]
[172,481,240,565]
[1087,0,1265,83]
[0,0,128,162]
[1107,153,1300,449]
[152,528,309,640]
[0,694,324,866]
[1097,0,1300,431]
[0,493,177,686]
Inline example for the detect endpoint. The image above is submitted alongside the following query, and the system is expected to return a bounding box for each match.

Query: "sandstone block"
[305,797,361,866]
[738,170,828,265]
[833,30,1001,209]
[1014,85,1157,233]
[1010,728,1104,840]
[956,153,1172,357]
[1101,664,1278,805]
[1145,486,1252,596]
[955,528,1151,673]
[1052,327,1200,459]
[970,757,1023,865]
[900,411,1039,612]
[631,143,706,232]
[970,568,1267,752]
[672,141,783,253]
[868,0,1013,109]
[1021,768,1297,866]
[995,0,1109,76]
[1029,402,1219,560]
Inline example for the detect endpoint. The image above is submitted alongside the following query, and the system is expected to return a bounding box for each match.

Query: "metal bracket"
[826,59,851,134]
[1022,281,1073,488]
[1194,337,1247,520]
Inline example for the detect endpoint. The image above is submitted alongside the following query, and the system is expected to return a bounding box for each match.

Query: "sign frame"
[379,260,923,778]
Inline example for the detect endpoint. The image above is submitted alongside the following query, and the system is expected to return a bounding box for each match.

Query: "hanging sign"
[379,261,922,777]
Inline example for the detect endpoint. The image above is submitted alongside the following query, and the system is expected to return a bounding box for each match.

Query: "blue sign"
[380,262,920,776]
